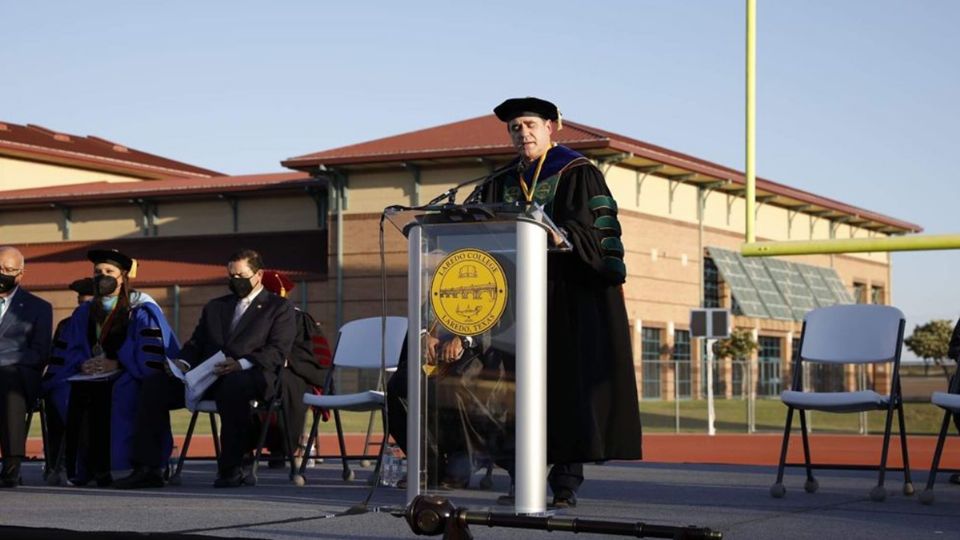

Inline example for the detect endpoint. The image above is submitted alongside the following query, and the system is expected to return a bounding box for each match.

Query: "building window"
[871,285,885,305]
[853,282,867,304]
[758,336,782,397]
[642,327,662,399]
[704,257,721,308]
[673,330,692,399]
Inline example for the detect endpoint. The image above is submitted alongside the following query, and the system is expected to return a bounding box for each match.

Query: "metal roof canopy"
[707,247,853,321]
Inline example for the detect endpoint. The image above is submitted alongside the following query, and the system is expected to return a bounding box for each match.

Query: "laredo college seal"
[430,248,508,336]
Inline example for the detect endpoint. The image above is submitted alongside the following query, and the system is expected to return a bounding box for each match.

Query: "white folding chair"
[771,304,913,501]
[292,316,407,486]
[919,370,960,504]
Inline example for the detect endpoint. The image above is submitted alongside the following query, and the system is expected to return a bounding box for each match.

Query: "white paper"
[183,351,224,408]
[166,358,186,381]
[68,369,121,382]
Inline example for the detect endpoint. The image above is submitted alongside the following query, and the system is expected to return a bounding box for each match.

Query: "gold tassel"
[128,259,138,279]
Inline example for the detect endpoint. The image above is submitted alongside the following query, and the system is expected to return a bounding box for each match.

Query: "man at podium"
[466,97,643,507]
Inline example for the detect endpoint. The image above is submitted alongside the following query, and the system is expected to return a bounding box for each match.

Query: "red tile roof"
[283,116,921,233]
[0,171,319,209]
[0,121,223,179]
[16,231,327,291]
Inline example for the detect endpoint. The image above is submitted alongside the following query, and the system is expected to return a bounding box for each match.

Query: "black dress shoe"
[95,473,114,488]
[45,468,65,487]
[213,467,245,488]
[949,473,960,485]
[550,489,578,508]
[114,467,165,489]
[0,477,18,488]
[1,459,21,488]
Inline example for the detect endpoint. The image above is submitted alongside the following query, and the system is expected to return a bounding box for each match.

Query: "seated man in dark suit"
[114,248,296,488]
[0,246,53,488]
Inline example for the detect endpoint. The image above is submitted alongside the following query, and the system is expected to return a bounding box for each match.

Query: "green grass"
[640,399,949,435]
[27,409,383,440]
[168,409,380,437]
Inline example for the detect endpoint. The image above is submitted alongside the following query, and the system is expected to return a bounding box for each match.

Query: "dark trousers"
[131,370,268,472]
[0,365,37,465]
[547,462,584,494]
[42,395,65,471]
[64,380,114,480]
[268,369,309,456]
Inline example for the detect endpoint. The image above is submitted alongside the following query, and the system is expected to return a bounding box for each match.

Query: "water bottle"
[380,445,397,487]
[397,455,407,487]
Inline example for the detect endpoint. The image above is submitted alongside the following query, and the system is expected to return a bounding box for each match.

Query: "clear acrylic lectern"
[386,203,568,515]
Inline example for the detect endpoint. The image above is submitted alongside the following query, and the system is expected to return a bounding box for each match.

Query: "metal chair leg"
[920,410,953,504]
[249,405,276,486]
[798,409,818,493]
[169,411,200,485]
[871,403,897,502]
[333,410,354,481]
[275,401,296,481]
[359,409,377,468]
[771,406,794,498]
[209,413,221,459]
[294,408,323,486]
[370,409,388,486]
[896,401,913,495]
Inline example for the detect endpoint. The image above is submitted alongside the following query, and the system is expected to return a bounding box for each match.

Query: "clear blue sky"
[4,1,958,358]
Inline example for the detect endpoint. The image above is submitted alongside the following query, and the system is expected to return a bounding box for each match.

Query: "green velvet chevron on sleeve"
[589,195,626,282]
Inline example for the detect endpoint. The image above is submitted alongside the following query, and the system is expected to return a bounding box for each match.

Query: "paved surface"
[0,458,958,539]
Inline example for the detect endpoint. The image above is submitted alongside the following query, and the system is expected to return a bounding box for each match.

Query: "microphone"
[424,162,513,207]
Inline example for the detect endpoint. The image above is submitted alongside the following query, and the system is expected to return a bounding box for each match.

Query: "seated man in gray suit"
[0,246,53,488]
[115,248,295,489]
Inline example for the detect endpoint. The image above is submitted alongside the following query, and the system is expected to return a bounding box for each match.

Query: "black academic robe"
[480,144,642,464]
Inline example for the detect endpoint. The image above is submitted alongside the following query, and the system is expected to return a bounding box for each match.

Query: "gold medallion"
[430,249,508,336]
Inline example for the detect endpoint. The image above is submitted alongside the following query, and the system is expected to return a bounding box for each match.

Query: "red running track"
[26,433,960,469]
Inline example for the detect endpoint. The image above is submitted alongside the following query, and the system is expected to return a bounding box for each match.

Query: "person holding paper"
[51,249,178,487]
[115,249,295,489]
[0,246,53,488]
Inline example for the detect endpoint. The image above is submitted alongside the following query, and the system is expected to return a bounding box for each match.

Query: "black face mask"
[228,276,254,298]
[0,273,16,293]
[93,274,119,297]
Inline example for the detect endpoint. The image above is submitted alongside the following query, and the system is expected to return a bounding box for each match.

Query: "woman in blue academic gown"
[48,249,179,486]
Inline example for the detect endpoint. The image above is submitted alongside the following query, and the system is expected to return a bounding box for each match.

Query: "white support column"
[405,227,422,503]
[515,220,548,514]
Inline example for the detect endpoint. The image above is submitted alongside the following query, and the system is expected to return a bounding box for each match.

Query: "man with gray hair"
[0,246,53,487]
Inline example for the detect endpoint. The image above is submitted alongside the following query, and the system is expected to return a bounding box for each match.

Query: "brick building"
[0,117,921,400]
